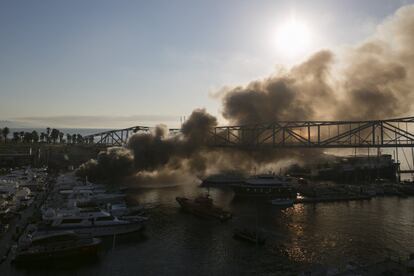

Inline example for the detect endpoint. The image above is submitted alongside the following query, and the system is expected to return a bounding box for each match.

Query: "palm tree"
[58,132,64,143]
[12,132,19,143]
[32,130,39,143]
[76,134,83,144]
[40,132,46,143]
[50,128,60,143]
[23,132,32,143]
[46,127,51,143]
[66,133,72,144]
[2,127,10,143]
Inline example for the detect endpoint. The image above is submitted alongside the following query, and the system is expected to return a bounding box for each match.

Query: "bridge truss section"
[209,117,414,149]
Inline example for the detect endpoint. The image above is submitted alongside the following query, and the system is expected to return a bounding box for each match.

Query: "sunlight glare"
[275,17,312,58]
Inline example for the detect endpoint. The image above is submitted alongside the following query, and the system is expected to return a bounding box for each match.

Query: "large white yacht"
[40,207,147,236]
[12,230,101,263]
[106,202,145,218]
[61,188,126,206]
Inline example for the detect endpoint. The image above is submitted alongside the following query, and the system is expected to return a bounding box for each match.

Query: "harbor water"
[4,183,414,275]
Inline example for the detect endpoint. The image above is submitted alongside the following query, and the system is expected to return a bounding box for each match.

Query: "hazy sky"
[1,0,413,128]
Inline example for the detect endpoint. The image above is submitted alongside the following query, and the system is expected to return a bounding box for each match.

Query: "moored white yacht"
[12,230,101,263]
[40,207,147,237]
[106,202,145,218]
[62,189,126,206]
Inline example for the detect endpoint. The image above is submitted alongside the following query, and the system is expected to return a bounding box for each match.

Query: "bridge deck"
[83,116,414,149]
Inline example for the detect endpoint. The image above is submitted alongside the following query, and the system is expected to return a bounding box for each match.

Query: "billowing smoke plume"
[78,147,134,182]
[223,5,414,123]
[78,5,414,185]
[222,50,336,124]
[78,109,219,183]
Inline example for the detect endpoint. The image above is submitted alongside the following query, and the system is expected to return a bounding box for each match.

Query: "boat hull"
[176,197,232,222]
[39,222,144,237]
[14,238,101,263]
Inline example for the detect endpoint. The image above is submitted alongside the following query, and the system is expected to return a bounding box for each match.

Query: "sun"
[275,17,312,58]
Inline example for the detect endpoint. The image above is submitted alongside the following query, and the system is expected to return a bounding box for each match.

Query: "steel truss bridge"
[211,117,414,149]
[84,126,180,147]
[85,117,414,149]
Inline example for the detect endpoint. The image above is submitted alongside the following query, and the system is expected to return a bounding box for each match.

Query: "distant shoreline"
[5,128,111,136]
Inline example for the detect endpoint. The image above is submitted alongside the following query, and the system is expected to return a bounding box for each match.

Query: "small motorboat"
[176,195,232,222]
[233,228,266,245]
[40,207,147,237]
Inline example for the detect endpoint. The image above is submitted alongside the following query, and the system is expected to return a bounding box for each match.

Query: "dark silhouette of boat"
[233,228,266,245]
[176,195,232,221]
[230,174,296,198]
[12,231,101,264]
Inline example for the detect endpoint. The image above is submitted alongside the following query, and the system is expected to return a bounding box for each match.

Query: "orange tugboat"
[176,195,232,222]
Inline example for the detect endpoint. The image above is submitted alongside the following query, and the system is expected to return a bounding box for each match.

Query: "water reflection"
[133,184,414,267]
[6,183,414,275]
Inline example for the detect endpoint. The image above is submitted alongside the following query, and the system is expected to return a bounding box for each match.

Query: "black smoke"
[77,109,218,183]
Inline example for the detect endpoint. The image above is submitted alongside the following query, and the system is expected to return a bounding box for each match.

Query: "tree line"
[1,127,93,144]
